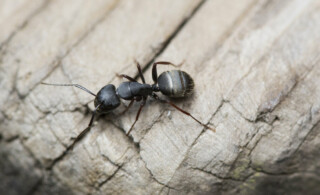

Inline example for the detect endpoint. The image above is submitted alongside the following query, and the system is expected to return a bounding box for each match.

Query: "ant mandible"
[42,60,215,136]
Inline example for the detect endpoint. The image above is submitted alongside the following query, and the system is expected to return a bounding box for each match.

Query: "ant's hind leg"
[151,93,215,132]
[152,61,184,84]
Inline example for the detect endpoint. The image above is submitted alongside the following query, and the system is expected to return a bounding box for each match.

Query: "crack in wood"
[21,0,209,177]
[291,115,320,157]
[98,164,123,188]
[0,0,52,52]
[139,156,178,191]
[60,2,216,190]
[191,167,252,182]
[17,0,121,100]
[46,126,92,169]
[26,175,43,195]
[2,0,320,194]
[135,0,208,80]
[162,100,223,186]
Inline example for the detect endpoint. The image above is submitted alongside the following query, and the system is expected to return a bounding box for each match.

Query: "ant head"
[94,84,120,114]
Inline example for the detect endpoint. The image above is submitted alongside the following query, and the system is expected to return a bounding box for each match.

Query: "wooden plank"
[163,0,320,193]
[1,0,320,194]
[0,0,120,104]
[0,0,48,46]
[138,0,259,186]
[46,1,203,193]
[1,1,203,194]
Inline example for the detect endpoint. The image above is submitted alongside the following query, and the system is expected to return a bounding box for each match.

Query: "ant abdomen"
[157,70,194,98]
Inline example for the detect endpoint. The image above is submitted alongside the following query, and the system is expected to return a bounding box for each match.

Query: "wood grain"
[1,0,319,194]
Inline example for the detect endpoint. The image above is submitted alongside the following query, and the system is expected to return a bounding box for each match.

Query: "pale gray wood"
[0,0,48,46]
[1,0,319,194]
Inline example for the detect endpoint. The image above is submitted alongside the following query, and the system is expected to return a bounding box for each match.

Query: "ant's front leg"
[68,103,101,150]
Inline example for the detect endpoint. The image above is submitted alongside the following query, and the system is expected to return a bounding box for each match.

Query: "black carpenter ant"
[42,61,215,137]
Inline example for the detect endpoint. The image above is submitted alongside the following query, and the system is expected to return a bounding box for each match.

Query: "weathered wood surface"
[1,0,320,194]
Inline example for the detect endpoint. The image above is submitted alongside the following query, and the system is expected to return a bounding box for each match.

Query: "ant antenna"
[41,82,96,96]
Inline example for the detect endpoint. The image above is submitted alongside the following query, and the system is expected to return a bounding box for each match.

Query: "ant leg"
[134,60,146,84]
[152,61,184,84]
[116,60,145,83]
[88,110,97,128]
[152,93,215,132]
[69,104,101,149]
[116,74,137,82]
[119,99,134,115]
[120,96,142,115]
[126,97,146,135]
[41,82,96,96]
